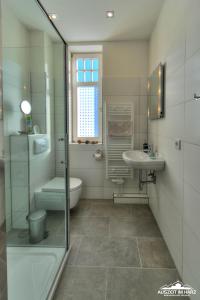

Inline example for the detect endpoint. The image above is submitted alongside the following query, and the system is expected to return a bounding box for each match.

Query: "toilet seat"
[35,177,82,210]
[41,177,82,193]
[70,177,82,192]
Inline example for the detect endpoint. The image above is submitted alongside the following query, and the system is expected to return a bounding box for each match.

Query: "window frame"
[71,53,102,143]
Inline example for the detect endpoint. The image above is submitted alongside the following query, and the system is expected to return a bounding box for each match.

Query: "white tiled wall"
[9,133,55,229]
[10,136,29,229]
[30,31,55,136]
[29,32,56,214]
[0,118,4,226]
[149,0,200,292]
[2,2,57,230]
[0,3,7,297]
[54,42,65,176]
[28,134,55,212]
[2,2,30,230]
[68,41,149,199]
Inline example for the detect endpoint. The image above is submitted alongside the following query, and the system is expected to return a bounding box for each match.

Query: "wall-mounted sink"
[122,150,165,171]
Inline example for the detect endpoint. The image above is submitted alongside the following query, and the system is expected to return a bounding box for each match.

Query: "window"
[72,53,102,143]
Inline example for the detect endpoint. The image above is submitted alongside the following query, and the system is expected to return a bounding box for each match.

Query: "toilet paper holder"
[93,149,104,161]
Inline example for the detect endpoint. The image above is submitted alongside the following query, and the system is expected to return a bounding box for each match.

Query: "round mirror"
[20,100,32,115]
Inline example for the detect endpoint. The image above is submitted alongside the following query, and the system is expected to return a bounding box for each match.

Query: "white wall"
[2,2,56,229]
[54,43,65,176]
[103,42,148,77]
[148,0,200,293]
[29,32,56,211]
[0,22,4,224]
[0,4,7,298]
[2,1,30,230]
[30,31,46,133]
[68,41,149,199]
[0,119,4,226]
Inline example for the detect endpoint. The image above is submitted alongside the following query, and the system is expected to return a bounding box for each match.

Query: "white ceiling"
[40,0,164,42]
[6,0,61,41]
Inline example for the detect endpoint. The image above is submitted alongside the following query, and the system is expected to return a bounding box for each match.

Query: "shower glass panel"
[1,0,69,299]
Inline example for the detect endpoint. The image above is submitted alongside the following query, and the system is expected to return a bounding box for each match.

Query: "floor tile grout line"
[71,234,163,240]
[71,216,110,219]
[136,236,163,240]
[136,237,143,268]
[66,265,177,270]
[108,217,111,238]
[104,268,109,300]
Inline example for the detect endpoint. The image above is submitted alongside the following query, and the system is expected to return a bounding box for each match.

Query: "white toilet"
[70,177,82,209]
[35,177,82,210]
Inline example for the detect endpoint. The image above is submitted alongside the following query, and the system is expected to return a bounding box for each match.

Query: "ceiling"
[6,0,61,41]
[40,0,164,42]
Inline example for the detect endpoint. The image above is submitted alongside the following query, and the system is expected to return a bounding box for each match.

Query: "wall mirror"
[148,63,165,120]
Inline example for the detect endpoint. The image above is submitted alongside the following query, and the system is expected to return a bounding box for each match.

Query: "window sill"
[69,143,103,151]
[69,142,103,145]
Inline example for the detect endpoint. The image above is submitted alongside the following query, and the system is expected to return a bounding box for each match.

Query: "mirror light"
[20,100,32,115]
[106,11,114,18]
[49,13,57,20]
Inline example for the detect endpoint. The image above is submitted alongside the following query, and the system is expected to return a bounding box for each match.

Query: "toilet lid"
[70,177,82,191]
[41,177,82,193]
[41,177,65,193]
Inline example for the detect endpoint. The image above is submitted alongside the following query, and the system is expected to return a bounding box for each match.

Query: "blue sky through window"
[77,58,99,83]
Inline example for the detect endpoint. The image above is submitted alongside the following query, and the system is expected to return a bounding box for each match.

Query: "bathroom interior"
[0,0,200,299]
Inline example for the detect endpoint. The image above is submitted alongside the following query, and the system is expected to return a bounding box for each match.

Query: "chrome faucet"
[148,144,155,157]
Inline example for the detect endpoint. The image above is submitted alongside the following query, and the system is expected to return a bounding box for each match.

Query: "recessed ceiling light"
[49,13,57,20]
[106,10,114,18]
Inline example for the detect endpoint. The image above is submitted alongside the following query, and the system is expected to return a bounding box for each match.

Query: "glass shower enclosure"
[1,0,69,299]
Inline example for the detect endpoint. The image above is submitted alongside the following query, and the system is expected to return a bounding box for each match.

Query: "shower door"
[1,0,69,299]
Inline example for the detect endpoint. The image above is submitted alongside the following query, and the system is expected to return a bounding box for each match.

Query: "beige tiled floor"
[54,199,189,300]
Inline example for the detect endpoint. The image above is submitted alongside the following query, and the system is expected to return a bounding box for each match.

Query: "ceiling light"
[106,10,114,18]
[49,13,57,20]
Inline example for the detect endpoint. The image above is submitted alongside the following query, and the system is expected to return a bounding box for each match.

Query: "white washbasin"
[122,150,165,171]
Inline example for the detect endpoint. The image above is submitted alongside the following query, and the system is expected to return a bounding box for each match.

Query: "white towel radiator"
[105,102,134,180]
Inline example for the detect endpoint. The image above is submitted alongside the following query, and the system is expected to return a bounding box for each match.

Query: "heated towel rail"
[105,102,134,180]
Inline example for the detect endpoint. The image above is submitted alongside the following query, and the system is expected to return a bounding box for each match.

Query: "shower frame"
[35,1,71,298]
[0,0,71,298]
